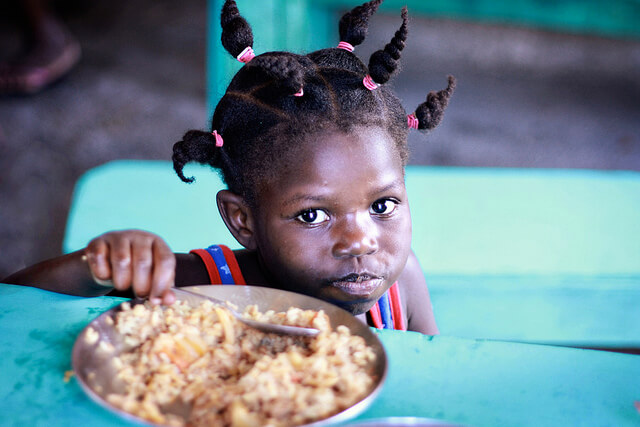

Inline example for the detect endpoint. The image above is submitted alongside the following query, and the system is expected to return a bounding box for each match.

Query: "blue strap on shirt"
[204,245,234,284]
[378,291,393,329]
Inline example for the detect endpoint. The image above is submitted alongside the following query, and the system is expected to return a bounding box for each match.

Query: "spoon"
[172,287,320,337]
[80,254,320,337]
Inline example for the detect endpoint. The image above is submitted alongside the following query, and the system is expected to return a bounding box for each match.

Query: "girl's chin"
[329,298,378,316]
[321,283,390,315]
[271,279,384,315]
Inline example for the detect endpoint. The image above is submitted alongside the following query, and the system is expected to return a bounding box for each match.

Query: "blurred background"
[1,0,639,278]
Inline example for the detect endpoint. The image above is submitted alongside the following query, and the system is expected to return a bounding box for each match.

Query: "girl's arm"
[398,250,439,335]
[3,250,116,297]
[2,230,194,304]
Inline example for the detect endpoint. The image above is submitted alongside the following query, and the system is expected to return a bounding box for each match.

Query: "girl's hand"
[84,230,176,305]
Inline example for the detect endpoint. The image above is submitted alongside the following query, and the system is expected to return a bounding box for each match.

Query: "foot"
[0,21,81,95]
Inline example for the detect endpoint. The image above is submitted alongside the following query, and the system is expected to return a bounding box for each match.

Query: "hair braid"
[368,7,408,85]
[414,75,456,130]
[248,55,306,95]
[221,0,253,58]
[338,0,383,47]
[172,130,222,183]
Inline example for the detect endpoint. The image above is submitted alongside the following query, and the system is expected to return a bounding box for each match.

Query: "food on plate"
[104,299,377,427]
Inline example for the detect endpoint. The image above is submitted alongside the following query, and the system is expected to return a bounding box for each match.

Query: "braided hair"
[173,0,455,207]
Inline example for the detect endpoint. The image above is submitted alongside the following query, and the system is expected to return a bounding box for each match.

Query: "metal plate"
[72,285,388,426]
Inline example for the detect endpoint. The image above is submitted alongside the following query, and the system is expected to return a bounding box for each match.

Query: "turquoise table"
[1,284,639,426]
[62,160,640,350]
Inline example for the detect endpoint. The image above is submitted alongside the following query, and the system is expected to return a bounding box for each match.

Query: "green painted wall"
[207,0,333,118]
[317,0,640,39]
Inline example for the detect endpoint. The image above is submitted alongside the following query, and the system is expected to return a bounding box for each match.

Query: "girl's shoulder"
[397,250,439,334]
[175,248,265,286]
[175,252,211,286]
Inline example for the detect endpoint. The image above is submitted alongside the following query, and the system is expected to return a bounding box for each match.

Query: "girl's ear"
[216,190,257,250]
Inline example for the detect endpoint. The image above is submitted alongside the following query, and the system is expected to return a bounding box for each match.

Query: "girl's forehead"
[300,126,401,167]
[260,127,405,203]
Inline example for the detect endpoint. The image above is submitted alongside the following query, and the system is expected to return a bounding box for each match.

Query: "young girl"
[4,0,455,334]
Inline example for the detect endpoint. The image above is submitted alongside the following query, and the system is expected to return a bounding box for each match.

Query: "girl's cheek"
[384,218,412,262]
[276,238,317,271]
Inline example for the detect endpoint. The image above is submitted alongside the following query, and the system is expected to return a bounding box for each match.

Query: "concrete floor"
[1,0,639,278]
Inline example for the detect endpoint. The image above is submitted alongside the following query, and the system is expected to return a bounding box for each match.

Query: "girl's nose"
[331,213,379,258]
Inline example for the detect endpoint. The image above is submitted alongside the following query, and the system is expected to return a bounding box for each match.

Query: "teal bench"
[64,160,640,350]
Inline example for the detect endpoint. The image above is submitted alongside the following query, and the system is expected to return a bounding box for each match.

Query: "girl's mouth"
[327,274,383,297]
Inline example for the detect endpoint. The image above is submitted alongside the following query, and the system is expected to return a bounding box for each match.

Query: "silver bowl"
[72,285,388,426]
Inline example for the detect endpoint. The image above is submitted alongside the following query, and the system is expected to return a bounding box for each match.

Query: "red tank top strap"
[190,248,222,284]
[218,245,246,285]
[369,301,384,329]
[190,245,246,285]
[388,282,406,330]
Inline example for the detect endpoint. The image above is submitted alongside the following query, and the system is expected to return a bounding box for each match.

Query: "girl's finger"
[85,238,112,281]
[150,239,176,305]
[161,290,176,306]
[131,236,154,298]
[109,236,133,291]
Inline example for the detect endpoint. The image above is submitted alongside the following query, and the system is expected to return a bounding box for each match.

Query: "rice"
[105,299,377,427]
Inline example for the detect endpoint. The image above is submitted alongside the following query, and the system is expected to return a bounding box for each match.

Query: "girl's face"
[252,126,412,314]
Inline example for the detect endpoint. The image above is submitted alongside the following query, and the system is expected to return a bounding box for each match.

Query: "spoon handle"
[172,287,320,337]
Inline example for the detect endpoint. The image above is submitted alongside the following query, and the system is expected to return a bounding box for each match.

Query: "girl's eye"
[370,199,397,215]
[296,209,329,224]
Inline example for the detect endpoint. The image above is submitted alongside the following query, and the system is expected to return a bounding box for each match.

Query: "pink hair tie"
[211,130,224,147]
[293,87,304,97]
[407,113,419,129]
[363,74,379,91]
[337,41,354,52]
[236,46,255,63]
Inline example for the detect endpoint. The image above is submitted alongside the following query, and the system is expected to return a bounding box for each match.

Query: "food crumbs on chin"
[63,370,74,383]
